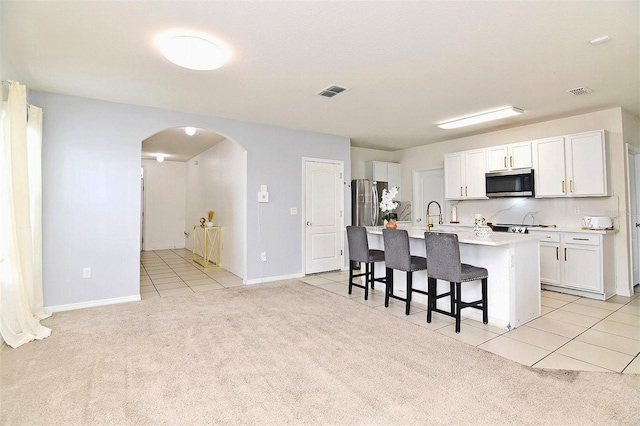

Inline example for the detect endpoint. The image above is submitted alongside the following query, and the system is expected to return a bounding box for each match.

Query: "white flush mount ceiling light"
[156,155,165,163]
[437,107,524,130]
[158,32,227,70]
[590,35,610,45]
[185,126,196,136]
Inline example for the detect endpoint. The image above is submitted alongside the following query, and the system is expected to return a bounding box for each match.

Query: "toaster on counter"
[582,216,613,230]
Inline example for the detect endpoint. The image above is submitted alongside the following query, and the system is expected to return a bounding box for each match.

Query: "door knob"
[306,221,312,226]
[636,223,640,228]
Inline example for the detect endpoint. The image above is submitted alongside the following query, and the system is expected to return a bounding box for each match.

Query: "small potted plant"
[380,186,399,229]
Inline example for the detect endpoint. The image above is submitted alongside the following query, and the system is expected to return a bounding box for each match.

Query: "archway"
[140,126,247,281]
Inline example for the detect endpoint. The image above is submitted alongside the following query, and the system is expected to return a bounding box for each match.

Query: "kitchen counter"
[368,226,541,246]
[365,227,541,330]
[529,226,617,235]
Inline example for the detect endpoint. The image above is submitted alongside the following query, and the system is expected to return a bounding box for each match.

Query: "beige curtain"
[0,81,50,348]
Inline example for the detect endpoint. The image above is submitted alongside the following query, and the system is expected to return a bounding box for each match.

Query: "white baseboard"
[245,272,304,285]
[45,294,141,313]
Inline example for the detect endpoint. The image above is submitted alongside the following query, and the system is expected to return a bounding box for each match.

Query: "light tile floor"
[302,270,640,374]
[140,249,243,299]
[140,250,639,374]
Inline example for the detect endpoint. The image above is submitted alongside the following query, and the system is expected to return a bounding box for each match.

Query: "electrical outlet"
[574,206,581,214]
[261,251,267,262]
[83,267,91,279]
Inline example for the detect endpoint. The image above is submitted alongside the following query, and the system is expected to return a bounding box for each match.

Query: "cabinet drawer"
[530,231,560,243]
[564,233,600,246]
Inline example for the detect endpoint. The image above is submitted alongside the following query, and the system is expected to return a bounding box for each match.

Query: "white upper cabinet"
[532,136,567,197]
[532,130,607,198]
[566,131,607,197]
[387,162,401,198]
[486,141,532,172]
[372,161,388,181]
[365,161,402,199]
[444,149,487,200]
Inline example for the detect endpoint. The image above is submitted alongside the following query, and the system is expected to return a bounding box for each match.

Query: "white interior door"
[304,160,343,274]
[412,168,444,228]
[632,152,640,286]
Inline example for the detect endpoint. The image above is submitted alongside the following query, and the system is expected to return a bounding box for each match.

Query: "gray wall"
[31,91,351,308]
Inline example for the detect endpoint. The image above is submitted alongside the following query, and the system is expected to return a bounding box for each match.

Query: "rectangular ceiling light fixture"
[437,107,524,130]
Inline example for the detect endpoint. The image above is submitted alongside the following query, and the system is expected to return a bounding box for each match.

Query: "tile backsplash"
[396,202,412,221]
[447,196,620,229]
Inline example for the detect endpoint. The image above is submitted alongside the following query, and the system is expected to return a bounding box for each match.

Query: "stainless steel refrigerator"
[351,179,388,226]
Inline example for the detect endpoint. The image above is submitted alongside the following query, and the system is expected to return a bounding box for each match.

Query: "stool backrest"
[346,226,370,262]
[382,229,411,271]
[424,232,462,282]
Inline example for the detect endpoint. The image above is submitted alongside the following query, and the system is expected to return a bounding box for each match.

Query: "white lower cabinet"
[539,234,561,286]
[530,230,614,300]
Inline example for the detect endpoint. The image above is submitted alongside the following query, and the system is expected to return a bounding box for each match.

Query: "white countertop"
[366,227,540,246]
[527,227,616,235]
[434,223,616,235]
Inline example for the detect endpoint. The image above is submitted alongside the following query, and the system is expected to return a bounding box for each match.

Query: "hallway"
[140,249,243,298]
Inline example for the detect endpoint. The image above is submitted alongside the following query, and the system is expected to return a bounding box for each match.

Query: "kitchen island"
[365,227,541,330]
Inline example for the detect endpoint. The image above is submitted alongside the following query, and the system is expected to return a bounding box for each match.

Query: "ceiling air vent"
[567,86,594,96]
[317,85,348,98]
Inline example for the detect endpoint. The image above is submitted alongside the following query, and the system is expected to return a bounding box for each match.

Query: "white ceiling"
[141,127,226,162]
[2,1,639,158]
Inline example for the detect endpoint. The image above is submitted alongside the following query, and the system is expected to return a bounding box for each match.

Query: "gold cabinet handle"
[570,180,573,193]
[504,157,507,168]
[556,247,559,260]
[465,186,468,196]
[510,156,513,167]
[572,237,589,241]
[564,247,567,261]
[460,186,463,197]
[562,180,565,192]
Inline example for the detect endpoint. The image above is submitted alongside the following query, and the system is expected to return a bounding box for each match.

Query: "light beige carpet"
[1,280,638,425]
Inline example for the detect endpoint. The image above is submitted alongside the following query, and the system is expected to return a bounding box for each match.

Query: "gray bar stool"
[346,226,386,300]
[424,232,488,333]
[382,229,428,315]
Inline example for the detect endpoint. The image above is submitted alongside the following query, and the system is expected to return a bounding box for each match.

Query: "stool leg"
[348,265,353,295]
[426,277,434,323]
[385,267,392,307]
[455,282,462,333]
[371,264,375,290]
[482,277,488,324]
[364,263,370,300]
[449,282,455,315]
[406,272,412,315]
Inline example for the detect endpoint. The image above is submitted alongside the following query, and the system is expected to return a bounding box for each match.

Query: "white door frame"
[302,157,345,275]
[412,167,445,227]
[626,143,640,296]
[140,167,145,252]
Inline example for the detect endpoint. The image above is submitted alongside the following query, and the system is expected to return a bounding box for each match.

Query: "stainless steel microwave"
[485,169,534,197]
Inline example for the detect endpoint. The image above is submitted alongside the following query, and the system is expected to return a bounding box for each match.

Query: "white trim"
[625,143,640,297]
[45,294,141,313]
[244,272,304,285]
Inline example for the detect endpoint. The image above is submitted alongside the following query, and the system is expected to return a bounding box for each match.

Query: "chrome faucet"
[426,200,443,231]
